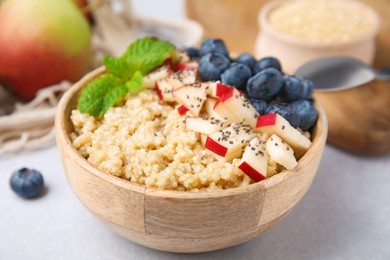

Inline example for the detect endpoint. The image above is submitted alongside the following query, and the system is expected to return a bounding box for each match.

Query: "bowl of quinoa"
[56,36,328,252]
[255,0,380,73]
[56,68,327,252]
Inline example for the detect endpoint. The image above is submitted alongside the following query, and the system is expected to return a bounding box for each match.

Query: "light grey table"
[1,1,390,259]
[1,144,390,260]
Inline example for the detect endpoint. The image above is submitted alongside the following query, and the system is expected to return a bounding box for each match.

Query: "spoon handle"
[376,67,390,80]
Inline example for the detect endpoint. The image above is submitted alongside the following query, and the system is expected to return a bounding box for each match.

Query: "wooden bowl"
[255,0,380,74]
[55,67,328,253]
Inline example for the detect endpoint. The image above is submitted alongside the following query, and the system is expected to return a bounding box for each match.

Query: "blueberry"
[198,53,231,81]
[249,98,267,114]
[199,38,229,57]
[301,78,314,99]
[184,47,199,59]
[290,100,318,131]
[280,76,314,102]
[221,63,252,90]
[254,57,282,74]
[235,53,256,73]
[246,68,284,101]
[10,168,44,199]
[266,103,300,128]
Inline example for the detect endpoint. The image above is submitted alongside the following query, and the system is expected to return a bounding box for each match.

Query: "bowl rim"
[259,0,380,49]
[55,67,328,199]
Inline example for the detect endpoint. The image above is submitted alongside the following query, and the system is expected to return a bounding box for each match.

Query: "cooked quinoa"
[268,0,373,42]
[70,89,281,191]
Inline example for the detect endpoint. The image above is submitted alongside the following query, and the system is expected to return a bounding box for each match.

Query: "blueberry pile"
[185,38,318,131]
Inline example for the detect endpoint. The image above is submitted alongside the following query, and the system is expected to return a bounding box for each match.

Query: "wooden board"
[186,0,390,155]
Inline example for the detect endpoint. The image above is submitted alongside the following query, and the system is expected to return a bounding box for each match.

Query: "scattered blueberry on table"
[10,168,45,199]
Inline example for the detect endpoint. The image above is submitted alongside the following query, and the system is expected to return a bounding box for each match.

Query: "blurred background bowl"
[255,0,380,74]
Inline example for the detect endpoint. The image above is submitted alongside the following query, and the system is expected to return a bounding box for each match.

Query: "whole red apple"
[0,0,92,100]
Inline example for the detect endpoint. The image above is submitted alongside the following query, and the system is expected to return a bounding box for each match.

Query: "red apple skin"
[205,137,228,157]
[0,0,92,100]
[238,162,265,182]
[256,113,277,127]
[177,105,189,115]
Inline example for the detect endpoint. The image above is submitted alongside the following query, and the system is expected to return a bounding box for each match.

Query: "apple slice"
[205,123,256,161]
[238,137,269,182]
[177,105,189,116]
[218,88,259,128]
[203,97,224,120]
[177,62,198,71]
[156,70,197,102]
[256,113,311,158]
[166,69,197,89]
[213,98,240,123]
[185,117,230,135]
[143,65,171,89]
[200,133,207,146]
[266,134,297,170]
[156,79,176,102]
[172,85,207,116]
[207,82,232,98]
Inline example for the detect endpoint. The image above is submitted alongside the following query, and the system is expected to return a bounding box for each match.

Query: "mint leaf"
[126,71,144,94]
[103,56,130,79]
[77,74,128,117]
[123,37,175,75]
[78,37,175,117]
[103,37,174,80]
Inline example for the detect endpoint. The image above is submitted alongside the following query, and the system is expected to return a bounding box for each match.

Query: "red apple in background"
[0,0,92,100]
[72,0,94,23]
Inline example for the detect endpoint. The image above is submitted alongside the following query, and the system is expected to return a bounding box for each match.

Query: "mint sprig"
[77,37,175,117]
[77,75,127,117]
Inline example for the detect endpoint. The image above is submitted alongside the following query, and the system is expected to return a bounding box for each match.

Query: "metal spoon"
[295,56,390,91]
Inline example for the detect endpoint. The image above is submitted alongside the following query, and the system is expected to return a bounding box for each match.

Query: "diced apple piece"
[256,113,311,158]
[177,105,189,116]
[219,88,259,128]
[205,123,256,161]
[203,97,224,120]
[156,79,176,102]
[172,85,207,116]
[156,70,198,102]
[166,69,197,89]
[238,138,269,182]
[177,62,198,71]
[266,134,297,170]
[200,133,207,146]
[185,117,230,135]
[143,65,171,89]
[213,98,240,123]
[207,82,232,98]
[172,50,190,65]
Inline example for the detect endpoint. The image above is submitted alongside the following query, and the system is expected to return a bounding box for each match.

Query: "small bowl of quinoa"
[255,0,380,73]
[55,38,328,252]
